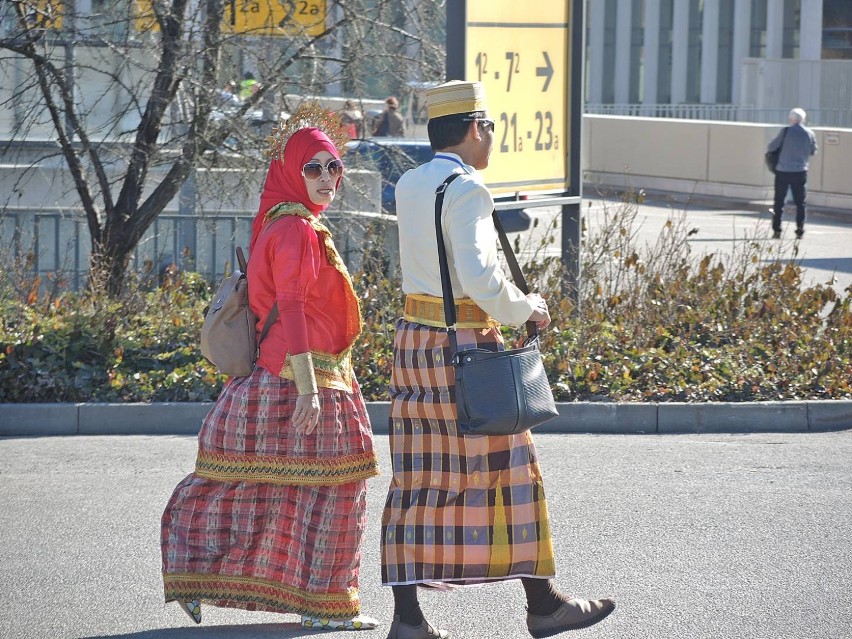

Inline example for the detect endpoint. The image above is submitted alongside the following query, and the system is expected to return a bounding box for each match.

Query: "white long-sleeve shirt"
[395,152,535,327]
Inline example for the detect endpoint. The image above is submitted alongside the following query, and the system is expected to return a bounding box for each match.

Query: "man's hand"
[527,293,551,329]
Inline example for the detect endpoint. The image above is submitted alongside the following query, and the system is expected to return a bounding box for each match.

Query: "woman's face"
[301,150,343,207]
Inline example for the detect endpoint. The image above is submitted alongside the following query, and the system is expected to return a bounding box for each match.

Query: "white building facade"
[585,0,852,127]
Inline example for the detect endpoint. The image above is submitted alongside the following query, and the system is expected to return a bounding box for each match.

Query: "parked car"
[344,138,434,213]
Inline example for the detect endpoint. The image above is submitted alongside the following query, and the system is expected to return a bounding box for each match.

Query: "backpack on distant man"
[200,247,277,377]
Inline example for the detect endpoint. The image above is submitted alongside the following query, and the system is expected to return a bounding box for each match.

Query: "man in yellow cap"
[380,80,615,639]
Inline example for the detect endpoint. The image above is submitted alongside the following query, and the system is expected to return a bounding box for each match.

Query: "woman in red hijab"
[161,126,379,631]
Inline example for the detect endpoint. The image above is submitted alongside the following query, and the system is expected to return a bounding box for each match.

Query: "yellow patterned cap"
[426,81,488,119]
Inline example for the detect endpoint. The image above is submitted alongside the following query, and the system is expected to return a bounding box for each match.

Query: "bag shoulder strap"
[433,174,537,342]
[491,211,538,338]
[235,246,278,348]
[434,173,463,336]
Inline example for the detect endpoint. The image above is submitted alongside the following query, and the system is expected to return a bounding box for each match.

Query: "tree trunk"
[89,236,133,297]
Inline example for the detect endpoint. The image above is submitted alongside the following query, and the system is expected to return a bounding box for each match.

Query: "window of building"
[657,0,674,104]
[783,0,800,58]
[823,0,852,59]
[87,0,133,39]
[686,0,702,102]
[629,0,643,103]
[716,0,735,103]
[601,0,618,103]
[1,0,64,35]
[749,0,767,58]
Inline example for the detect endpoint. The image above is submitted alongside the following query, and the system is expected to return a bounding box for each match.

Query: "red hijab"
[250,127,342,250]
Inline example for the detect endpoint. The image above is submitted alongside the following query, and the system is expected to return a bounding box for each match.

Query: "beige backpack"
[200,247,278,377]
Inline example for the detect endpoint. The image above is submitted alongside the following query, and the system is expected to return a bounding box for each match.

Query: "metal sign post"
[446,0,584,304]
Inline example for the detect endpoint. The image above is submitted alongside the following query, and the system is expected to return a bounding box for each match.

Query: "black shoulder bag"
[765,127,789,174]
[435,173,558,436]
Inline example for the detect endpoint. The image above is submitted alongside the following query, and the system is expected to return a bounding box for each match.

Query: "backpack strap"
[236,246,249,272]
[236,247,279,353]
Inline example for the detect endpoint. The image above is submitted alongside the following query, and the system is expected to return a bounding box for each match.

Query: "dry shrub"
[2,195,850,403]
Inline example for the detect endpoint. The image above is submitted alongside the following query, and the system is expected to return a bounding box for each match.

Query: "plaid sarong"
[162,368,378,618]
[381,319,556,585]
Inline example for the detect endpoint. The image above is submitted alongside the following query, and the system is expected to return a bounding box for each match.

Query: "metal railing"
[584,103,852,128]
[0,208,398,291]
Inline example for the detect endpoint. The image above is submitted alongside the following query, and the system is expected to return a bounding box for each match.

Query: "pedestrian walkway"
[519,190,852,294]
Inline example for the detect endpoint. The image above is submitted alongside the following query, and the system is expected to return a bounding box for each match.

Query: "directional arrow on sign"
[536,51,553,92]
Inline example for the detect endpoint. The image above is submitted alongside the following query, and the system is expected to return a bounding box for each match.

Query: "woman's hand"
[527,293,551,329]
[292,393,321,435]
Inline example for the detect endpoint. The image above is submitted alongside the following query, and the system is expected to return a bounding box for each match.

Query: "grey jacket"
[767,123,817,173]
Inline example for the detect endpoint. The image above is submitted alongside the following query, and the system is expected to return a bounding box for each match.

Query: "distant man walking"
[372,96,405,137]
[767,108,817,239]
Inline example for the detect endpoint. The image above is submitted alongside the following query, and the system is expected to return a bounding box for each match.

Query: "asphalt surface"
[1,432,851,639]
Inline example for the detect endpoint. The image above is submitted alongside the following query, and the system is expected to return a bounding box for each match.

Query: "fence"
[587,59,852,129]
[0,207,398,291]
[584,103,852,128]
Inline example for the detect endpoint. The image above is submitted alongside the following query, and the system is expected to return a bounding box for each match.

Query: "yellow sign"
[133,0,159,33]
[224,0,326,37]
[19,0,63,30]
[465,3,570,194]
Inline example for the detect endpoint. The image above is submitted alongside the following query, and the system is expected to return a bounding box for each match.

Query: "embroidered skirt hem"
[163,572,360,618]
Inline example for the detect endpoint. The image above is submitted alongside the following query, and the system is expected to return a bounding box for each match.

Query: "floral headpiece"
[265,102,350,160]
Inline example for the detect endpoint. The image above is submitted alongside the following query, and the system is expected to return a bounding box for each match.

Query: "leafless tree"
[0,0,445,294]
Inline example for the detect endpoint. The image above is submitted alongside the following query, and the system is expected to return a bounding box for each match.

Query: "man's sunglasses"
[301,159,345,181]
[462,117,495,133]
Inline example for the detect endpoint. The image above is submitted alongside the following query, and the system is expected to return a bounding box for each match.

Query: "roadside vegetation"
[2,192,850,403]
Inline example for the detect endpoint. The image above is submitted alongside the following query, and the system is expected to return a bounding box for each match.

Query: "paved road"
[2,432,851,639]
[515,195,852,296]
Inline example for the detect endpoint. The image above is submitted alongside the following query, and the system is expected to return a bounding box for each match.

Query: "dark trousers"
[773,171,807,232]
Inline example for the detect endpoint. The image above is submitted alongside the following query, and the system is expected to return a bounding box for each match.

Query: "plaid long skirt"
[381,319,556,586]
[161,368,378,618]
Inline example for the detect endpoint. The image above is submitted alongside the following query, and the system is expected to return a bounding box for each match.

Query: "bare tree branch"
[0,0,447,294]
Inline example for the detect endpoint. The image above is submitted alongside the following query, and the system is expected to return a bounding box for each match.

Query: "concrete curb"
[1,400,850,437]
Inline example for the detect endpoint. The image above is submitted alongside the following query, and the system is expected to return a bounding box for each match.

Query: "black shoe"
[772,230,781,239]
[795,228,804,239]
[527,597,615,638]
[385,615,449,639]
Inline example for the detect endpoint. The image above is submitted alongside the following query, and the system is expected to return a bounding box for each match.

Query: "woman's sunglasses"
[301,159,345,181]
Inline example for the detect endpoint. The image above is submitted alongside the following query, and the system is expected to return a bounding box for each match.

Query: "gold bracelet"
[289,352,319,395]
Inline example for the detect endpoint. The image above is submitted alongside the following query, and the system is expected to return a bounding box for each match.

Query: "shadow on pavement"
[81,622,317,639]
[792,257,852,275]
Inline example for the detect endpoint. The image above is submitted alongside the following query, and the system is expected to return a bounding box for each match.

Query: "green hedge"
[2,196,850,403]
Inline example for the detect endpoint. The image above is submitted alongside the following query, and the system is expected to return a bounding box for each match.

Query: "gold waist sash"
[404,293,498,329]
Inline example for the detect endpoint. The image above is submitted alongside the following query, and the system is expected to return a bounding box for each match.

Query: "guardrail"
[585,104,852,129]
[0,207,398,290]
